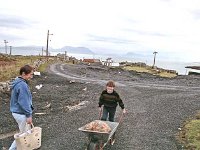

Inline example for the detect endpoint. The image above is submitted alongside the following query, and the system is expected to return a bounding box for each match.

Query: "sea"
[2,49,199,75]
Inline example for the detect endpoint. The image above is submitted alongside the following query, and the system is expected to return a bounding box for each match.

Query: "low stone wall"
[0,81,11,93]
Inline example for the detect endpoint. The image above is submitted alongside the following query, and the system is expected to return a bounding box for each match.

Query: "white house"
[185,66,200,75]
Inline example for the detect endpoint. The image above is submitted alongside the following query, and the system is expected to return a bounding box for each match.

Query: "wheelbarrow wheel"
[87,142,100,150]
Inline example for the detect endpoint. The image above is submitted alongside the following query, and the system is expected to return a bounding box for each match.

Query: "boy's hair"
[106,80,115,87]
[20,65,33,75]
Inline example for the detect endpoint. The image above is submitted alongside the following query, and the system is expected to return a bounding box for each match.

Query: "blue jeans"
[101,106,116,122]
[9,113,30,150]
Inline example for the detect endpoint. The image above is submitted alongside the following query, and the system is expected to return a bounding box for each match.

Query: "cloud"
[191,9,200,20]
[0,32,24,41]
[160,0,171,2]
[87,34,136,45]
[0,15,31,43]
[0,14,36,29]
[0,0,199,63]
[123,28,170,37]
[0,13,41,46]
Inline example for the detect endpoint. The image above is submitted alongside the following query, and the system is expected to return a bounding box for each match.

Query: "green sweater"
[98,90,125,109]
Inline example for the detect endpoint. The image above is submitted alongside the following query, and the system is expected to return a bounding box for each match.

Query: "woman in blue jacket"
[9,65,34,150]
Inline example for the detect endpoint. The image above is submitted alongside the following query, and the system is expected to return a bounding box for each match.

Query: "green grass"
[123,66,177,78]
[123,66,151,73]
[0,56,43,82]
[178,112,200,149]
[158,71,177,78]
[0,55,66,82]
[37,60,56,72]
[37,61,49,72]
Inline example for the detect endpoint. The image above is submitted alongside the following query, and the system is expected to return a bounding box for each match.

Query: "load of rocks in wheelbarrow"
[84,120,111,133]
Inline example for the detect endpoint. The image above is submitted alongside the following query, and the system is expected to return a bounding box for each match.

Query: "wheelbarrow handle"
[118,109,125,124]
[99,107,103,120]
[118,112,123,123]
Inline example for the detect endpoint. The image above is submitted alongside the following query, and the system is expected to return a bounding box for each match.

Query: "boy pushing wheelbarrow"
[98,80,126,145]
[98,80,126,122]
[79,81,126,149]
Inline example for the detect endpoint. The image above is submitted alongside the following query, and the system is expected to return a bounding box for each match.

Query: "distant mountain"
[0,46,43,55]
[0,46,41,51]
[15,46,43,51]
[0,45,95,55]
[60,46,94,54]
[125,52,152,58]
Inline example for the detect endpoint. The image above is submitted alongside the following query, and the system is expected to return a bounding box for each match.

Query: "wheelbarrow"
[78,109,124,150]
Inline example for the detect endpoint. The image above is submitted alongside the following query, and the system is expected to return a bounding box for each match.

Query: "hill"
[60,46,94,54]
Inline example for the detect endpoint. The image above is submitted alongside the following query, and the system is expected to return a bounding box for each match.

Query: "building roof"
[83,59,100,63]
[185,66,200,70]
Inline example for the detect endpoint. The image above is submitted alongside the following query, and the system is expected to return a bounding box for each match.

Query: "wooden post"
[46,30,53,61]
[9,46,12,56]
[46,30,49,61]
[152,51,158,68]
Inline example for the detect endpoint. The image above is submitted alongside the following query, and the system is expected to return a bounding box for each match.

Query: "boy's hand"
[122,109,126,114]
[26,117,32,124]
[99,107,102,111]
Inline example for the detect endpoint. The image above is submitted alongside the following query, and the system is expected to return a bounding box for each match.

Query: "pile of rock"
[0,81,11,93]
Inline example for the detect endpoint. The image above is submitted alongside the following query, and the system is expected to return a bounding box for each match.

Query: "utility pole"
[42,47,43,56]
[4,40,8,54]
[152,51,158,68]
[46,30,53,61]
[64,51,67,60]
[9,46,12,56]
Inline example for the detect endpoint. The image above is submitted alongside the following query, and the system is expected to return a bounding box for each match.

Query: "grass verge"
[123,66,177,78]
[178,112,200,149]
[0,56,41,82]
[37,60,57,72]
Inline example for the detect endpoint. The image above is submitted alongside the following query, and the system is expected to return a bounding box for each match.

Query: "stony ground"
[1,63,200,150]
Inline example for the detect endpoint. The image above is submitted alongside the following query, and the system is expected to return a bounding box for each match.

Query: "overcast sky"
[1,0,200,62]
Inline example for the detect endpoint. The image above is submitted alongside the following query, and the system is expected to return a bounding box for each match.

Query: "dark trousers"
[101,106,116,122]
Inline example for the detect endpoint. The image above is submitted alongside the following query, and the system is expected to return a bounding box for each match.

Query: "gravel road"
[1,63,200,150]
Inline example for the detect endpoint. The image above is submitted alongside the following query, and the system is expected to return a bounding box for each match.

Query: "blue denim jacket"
[10,77,33,117]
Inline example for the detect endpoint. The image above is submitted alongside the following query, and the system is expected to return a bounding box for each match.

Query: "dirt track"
[1,63,200,150]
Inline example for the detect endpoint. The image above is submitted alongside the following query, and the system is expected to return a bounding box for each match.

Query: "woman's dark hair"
[19,65,33,75]
[106,80,115,87]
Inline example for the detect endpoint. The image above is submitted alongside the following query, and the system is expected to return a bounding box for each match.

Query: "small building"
[82,59,101,65]
[57,52,69,61]
[83,59,100,63]
[185,66,200,75]
[103,58,113,66]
